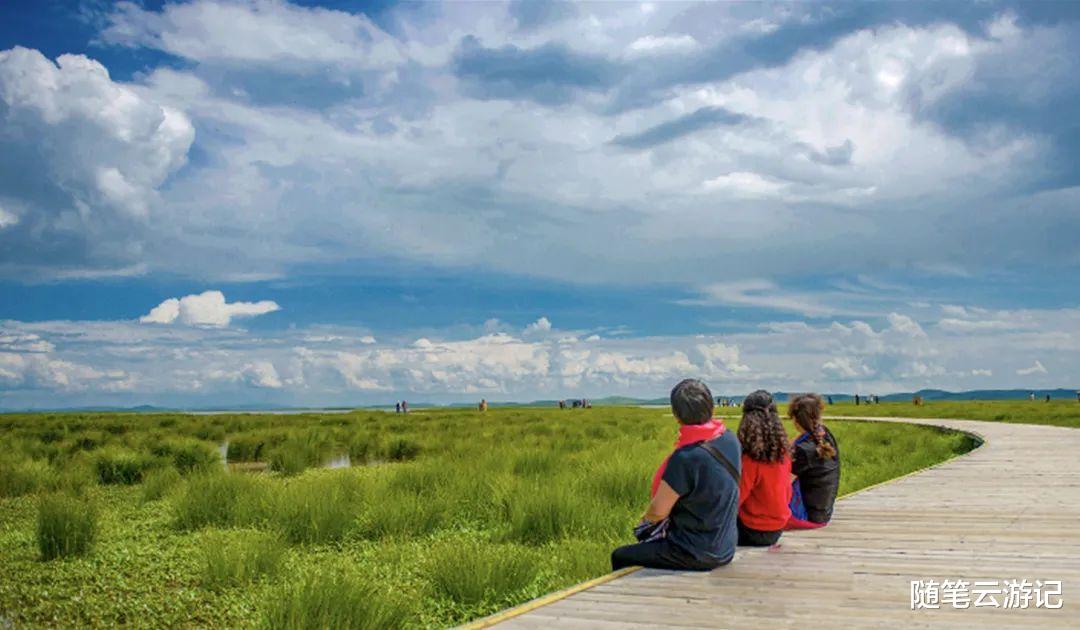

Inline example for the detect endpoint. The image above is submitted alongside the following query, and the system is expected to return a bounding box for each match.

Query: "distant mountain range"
[2,388,1076,413]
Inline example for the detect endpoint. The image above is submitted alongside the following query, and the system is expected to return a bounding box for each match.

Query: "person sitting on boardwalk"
[786,393,840,529]
[737,390,791,546]
[611,378,741,571]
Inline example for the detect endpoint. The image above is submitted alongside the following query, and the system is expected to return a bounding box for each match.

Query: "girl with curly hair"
[736,390,791,546]
[787,393,840,526]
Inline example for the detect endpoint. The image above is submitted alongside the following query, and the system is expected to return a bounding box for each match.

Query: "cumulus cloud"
[242,361,283,388]
[2,302,1079,407]
[821,356,874,380]
[6,2,1064,289]
[0,46,193,276]
[524,316,552,334]
[140,290,280,327]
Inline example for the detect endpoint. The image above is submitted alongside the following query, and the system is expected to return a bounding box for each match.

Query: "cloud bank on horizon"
[0,0,1077,406]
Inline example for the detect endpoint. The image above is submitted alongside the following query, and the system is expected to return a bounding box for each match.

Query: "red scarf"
[650,419,726,497]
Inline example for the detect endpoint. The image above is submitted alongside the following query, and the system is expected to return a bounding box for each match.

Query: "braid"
[789,393,837,460]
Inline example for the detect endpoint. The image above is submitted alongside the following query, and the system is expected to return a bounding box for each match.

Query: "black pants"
[611,539,723,571]
[737,519,782,547]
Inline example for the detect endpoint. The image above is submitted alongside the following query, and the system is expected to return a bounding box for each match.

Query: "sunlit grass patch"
[141,467,183,503]
[261,566,413,630]
[425,538,539,608]
[272,470,366,544]
[37,493,97,560]
[200,529,285,590]
[171,472,273,530]
[94,448,161,485]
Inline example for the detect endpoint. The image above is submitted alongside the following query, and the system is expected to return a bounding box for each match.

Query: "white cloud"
[525,316,552,334]
[938,318,1012,332]
[102,0,404,71]
[140,290,280,327]
[2,303,1079,406]
[2,5,1061,287]
[688,279,837,317]
[627,34,699,56]
[0,205,17,229]
[242,361,282,388]
[887,313,927,338]
[821,356,874,380]
[0,46,194,274]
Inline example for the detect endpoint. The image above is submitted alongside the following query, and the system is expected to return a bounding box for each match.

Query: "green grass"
[37,493,97,560]
[200,529,285,590]
[0,405,985,627]
[261,566,412,630]
[425,538,539,609]
[141,467,183,503]
[821,399,1080,429]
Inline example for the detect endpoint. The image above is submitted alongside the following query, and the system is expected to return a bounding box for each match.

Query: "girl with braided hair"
[787,393,840,526]
[736,390,791,546]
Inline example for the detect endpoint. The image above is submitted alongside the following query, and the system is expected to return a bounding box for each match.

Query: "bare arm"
[643,480,680,523]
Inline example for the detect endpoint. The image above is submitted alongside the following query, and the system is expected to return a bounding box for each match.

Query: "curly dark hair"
[788,393,837,460]
[737,390,788,463]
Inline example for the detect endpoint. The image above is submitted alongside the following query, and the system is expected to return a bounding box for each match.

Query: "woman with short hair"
[611,378,742,571]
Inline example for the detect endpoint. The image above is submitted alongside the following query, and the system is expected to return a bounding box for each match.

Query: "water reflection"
[323,453,351,469]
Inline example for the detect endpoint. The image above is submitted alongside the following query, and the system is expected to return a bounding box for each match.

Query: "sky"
[0,0,1078,408]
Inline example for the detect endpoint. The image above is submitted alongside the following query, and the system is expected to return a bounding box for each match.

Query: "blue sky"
[0,0,1077,407]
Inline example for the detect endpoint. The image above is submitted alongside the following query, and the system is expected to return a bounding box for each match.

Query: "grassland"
[0,407,977,628]
[822,399,1080,429]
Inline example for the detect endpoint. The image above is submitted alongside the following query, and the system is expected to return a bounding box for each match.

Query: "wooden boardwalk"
[488,417,1079,628]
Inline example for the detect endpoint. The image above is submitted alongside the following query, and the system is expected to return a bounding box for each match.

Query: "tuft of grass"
[200,529,285,590]
[37,493,97,560]
[141,467,183,503]
[384,438,421,462]
[151,440,220,474]
[261,567,413,629]
[0,458,57,497]
[511,451,558,477]
[425,539,538,608]
[272,471,366,544]
[94,448,160,485]
[171,473,272,530]
[504,484,590,545]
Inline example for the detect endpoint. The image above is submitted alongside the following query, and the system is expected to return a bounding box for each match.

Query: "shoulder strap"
[698,440,740,483]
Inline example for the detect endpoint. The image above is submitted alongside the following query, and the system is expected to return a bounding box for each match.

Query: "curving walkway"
[485,417,1079,628]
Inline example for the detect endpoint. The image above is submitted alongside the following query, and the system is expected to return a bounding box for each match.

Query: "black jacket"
[792,428,840,523]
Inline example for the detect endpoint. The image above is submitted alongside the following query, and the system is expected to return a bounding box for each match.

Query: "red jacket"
[738,453,792,531]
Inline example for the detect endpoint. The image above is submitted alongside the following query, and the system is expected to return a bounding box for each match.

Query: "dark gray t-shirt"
[661,430,741,565]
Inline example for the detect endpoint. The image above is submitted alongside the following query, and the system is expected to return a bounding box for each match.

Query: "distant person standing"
[1030,392,1036,401]
[479,399,488,411]
[826,395,834,406]
[395,402,401,414]
[1045,394,1051,403]
[855,394,860,406]
[402,400,408,414]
